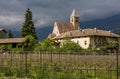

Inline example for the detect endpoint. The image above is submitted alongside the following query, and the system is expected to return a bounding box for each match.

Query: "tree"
[60,39,82,53]
[25,35,38,51]
[119,29,120,35]
[38,39,58,51]
[21,8,37,39]
[8,30,13,38]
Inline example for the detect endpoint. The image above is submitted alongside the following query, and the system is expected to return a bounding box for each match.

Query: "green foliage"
[36,38,58,51]
[107,41,119,48]
[0,62,118,79]
[34,43,41,51]
[99,46,107,52]
[0,53,118,78]
[0,45,5,49]
[0,45,10,51]
[25,35,38,51]
[118,29,120,35]
[0,67,14,76]
[8,30,13,38]
[21,8,37,39]
[60,39,82,53]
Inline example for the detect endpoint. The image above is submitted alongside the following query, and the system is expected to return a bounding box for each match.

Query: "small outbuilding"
[0,38,26,51]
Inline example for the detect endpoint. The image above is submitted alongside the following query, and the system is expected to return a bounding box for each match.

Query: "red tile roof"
[54,28,120,39]
[56,22,76,34]
[47,33,56,38]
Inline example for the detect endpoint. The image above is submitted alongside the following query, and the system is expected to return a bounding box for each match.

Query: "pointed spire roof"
[71,9,79,17]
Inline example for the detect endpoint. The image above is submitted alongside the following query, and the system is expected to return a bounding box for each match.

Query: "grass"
[0,52,119,79]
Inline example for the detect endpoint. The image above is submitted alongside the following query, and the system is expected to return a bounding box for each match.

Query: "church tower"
[70,9,80,30]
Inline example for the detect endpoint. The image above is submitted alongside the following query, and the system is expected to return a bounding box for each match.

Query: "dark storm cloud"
[0,0,120,30]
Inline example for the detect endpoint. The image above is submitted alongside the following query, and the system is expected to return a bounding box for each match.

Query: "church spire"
[70,9,80,30]
[71,9,79,17]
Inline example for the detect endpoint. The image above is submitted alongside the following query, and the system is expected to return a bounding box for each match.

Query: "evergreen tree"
[21,8,37,39]
[8,30,13,38]
[119,29,120,35]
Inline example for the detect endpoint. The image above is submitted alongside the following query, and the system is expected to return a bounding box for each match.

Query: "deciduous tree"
[60,39,82,53]
[39,38,58,51]
[25,35,38,51]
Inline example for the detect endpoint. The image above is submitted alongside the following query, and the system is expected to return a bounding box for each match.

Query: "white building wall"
[71,37,90,49]
[52,22,60,36]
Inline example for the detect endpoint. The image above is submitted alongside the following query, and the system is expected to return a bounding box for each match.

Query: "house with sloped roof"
[54,29,120,49]
[0,38,26,51]
[0,28,7,38]
[48,9,120,49]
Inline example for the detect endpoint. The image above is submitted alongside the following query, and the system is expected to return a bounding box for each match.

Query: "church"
[48,9,120,49]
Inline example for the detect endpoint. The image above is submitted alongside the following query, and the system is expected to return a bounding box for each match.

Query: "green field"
[0,52,119,79]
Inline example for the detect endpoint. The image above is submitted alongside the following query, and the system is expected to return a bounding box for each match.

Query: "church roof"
[55,21,76,34]
[48,33,56,38]
[54,28,120,39]
[0,38,26,44]
[71,9,79,17]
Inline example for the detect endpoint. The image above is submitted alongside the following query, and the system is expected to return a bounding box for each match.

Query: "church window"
[76,19,79,22]
[75,17,79,22]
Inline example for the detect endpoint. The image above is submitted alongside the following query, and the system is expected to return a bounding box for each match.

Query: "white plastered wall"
[71,37,90,49]
[52,22,60,36]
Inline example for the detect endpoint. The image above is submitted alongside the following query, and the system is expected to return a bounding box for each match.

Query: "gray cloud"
[0,0,120,30]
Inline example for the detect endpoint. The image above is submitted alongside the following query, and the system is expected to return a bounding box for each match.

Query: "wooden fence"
[0,51,119,79]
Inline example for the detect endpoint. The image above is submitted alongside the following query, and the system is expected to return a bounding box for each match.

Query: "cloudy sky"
[0,0,120,30]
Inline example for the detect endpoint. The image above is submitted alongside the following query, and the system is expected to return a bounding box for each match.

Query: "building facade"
[54,29,120,49]
[48,9,120,49]
[0,38,26,51]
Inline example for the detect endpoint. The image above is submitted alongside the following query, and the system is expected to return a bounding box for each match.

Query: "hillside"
[81,14,120,32]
